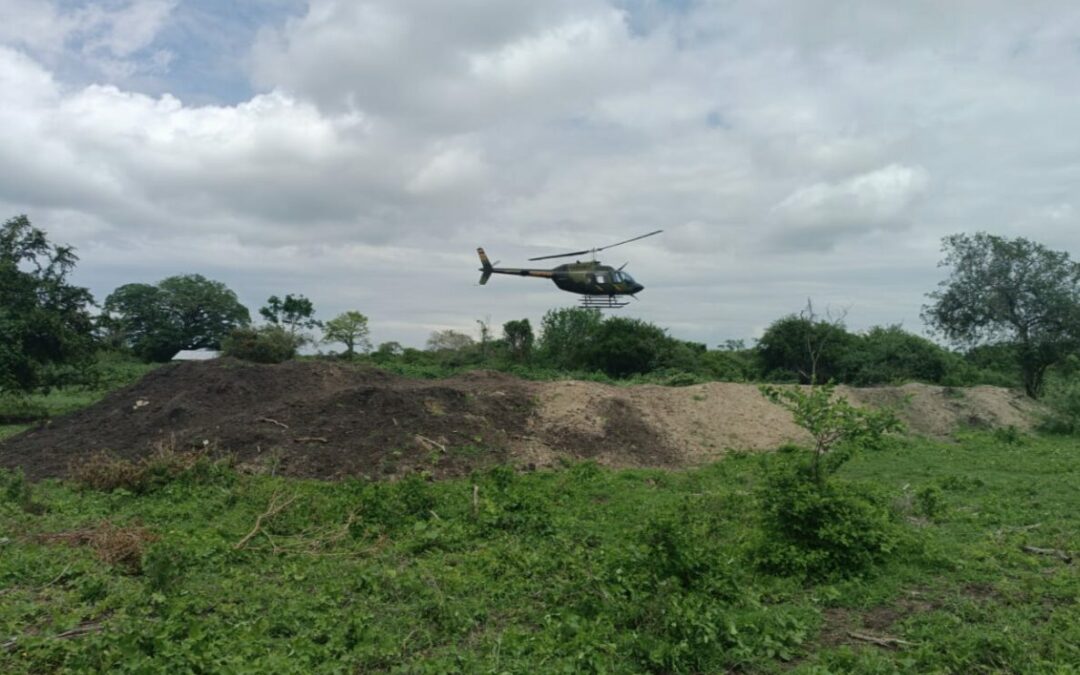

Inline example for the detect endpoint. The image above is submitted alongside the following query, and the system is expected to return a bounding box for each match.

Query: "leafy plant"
[760,382,902,485]
[221,325,301,363]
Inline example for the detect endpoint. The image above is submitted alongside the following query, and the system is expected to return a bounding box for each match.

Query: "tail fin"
[477,247,493,285]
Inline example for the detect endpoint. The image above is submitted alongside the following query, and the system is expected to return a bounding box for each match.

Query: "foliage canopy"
[323,311,372,357]
[103,275,250,362]
[924,232,1080,397]
[0,215,95,393]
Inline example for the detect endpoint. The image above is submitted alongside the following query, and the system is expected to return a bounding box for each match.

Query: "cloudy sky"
[2,0,1079,348]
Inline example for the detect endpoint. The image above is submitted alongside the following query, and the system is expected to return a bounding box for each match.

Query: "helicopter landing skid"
[579,295,631,309]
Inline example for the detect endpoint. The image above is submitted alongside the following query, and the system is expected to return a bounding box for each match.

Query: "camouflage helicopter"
[476,230,661,308]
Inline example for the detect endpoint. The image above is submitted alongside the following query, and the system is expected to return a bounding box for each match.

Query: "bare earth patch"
[0,360,1042,480]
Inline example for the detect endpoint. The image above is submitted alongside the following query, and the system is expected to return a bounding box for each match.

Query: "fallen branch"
[258,417,289,430]
[293,437,329,444]
[1021,545,1073,563]
[3,623,103,652]
[235,491,298,550]
[472,484,479,516]
[415,435,446,453]
[848,631,915,648]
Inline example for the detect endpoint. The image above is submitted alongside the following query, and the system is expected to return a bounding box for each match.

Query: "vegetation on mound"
[2,432,1077,673]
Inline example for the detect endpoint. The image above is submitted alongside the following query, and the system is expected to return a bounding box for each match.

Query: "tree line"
[4,214,1080,400]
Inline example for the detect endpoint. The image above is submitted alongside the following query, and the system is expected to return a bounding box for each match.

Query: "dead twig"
[1021,545,1073,563]
[235,491,298,550]
[472,484,479,516]
[258,417,289,429]
[415,435,446,453]
[848,631,915,648]
[3,623,103,652]
[293,437,329,444]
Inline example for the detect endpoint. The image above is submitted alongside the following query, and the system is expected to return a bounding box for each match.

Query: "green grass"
[1,433,1077,673]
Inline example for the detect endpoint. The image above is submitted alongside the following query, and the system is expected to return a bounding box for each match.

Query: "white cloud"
[771,165,930,248]
[2,0,1080,348]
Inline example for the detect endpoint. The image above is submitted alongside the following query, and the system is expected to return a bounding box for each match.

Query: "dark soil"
[0,359,538,480]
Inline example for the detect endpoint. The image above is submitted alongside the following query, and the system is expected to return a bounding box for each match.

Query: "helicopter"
[476,230,662,308]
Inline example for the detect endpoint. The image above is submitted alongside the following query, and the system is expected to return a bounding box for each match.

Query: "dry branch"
[258,417,289,429]
[293,436,329,444]
[235,491,298,550]
[415,435,446,453]
[3,623,103,652]
[1021,545,1073,563]
[848,631,915,648]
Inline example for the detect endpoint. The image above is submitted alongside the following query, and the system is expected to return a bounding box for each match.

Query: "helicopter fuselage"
[478,250,644,296]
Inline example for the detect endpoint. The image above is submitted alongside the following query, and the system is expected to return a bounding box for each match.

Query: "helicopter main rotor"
[527,229,663,262]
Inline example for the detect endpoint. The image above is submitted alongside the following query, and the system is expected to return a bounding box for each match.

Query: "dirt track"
[0,359,1040,480]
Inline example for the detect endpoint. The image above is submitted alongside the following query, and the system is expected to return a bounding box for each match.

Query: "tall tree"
[923,232,1080,397]
[426,330,474,351]
[0,215,95,392]
[104,274,250,362]
[260,294,321,336]
[502,318,534,363]
[323,311,372,358]
[536,307,603,371]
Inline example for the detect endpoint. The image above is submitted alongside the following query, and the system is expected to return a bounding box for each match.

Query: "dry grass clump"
[37,520,159,573]
[69,440,228,493]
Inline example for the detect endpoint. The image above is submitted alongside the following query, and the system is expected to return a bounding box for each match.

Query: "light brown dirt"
[517,380,1041,469]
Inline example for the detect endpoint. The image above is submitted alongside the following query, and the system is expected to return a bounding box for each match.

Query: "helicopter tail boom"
[477,247,493,285]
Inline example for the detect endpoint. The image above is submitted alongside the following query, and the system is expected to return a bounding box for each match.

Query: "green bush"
[221,326,300,364]
[0,395,48,424]
[844,325,958,385]
[755,463,900,579]
[757,315,856,384]
[1039,374,1080,434]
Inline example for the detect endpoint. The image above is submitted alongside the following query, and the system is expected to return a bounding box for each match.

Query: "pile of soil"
[1,360,538,480]
[0,360,1042,480]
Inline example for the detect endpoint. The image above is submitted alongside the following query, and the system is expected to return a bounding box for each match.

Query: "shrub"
[844,325,958,385]
[756,382,905,578]
[757,315,856,384]
[1039,374,1080,434]
[0,394,48,423]
[221,326,300,363]
[755,463,899,579]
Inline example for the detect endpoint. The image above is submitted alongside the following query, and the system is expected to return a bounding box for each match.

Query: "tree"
[757,303,854,384]
[537,307,603,371]
[426,330,475,351]
[323,311,372,358]
[221,326,298,364]
[260,294,321,336]
[583,317,674,377]
[502,319,534,363]
[375,341,403,357]
[0,215,95,392]
[923,233,1080,397]
[844,325,956,385]
[104,274,250,362]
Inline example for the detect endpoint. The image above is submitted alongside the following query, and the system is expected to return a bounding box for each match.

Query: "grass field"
[2,430,1077,673]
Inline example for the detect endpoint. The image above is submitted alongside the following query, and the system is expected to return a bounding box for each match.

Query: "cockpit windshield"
[617,271,636,284]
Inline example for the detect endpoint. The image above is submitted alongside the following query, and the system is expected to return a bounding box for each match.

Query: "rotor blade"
[618,262,628,271]
[595,229,663,253]
[528,249,593,261]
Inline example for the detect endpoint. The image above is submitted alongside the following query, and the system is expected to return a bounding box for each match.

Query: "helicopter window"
[596,275,607,284]
[620,271,635,283]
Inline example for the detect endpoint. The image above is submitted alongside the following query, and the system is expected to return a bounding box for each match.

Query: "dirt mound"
[0,361,1042,480]
[1,360,537,480]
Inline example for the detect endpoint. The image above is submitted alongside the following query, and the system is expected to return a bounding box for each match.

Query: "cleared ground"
[0,359,1039,480]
